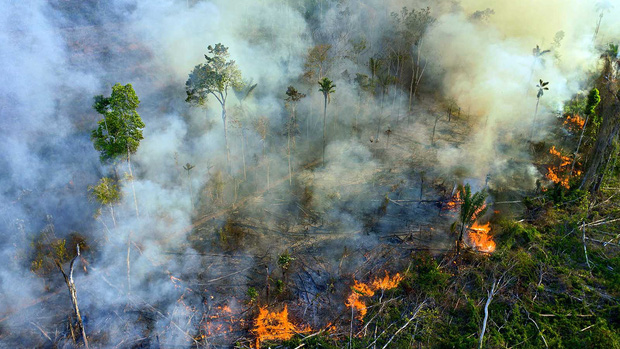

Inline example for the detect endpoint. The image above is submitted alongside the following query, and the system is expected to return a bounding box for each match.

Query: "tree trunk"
[570,113,591,174]
[322,95,327,166]
[187,170,194,210]
[288,132,292,186]
[222,104,231,174]
[127,231,131,295]
[478,280,496,349]
[530,97,541,141]
[127,150,139,218]
[109,206,116,228]
[581,58,620,191]
[241,128,247,180]
[56,247,89,349]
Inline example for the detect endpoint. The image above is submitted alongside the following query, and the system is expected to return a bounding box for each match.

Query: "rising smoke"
[0,0,618,346]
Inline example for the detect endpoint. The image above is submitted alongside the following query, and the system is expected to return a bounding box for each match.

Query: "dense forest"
[1,0,619,348]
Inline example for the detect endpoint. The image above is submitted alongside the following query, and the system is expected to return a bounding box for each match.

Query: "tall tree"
[92,83,144,294]
[186,43,243,173]
[594,1,614,39]
[452,184,488,256]
[232,81,257,180]
[530,79,549,141]
[254,116,270,190]
[581,56,620,191]
[285,86,306,185]
[318,77,336,166]
[92,83,143,218]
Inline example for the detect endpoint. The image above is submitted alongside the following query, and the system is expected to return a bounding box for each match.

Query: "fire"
[564,114,585,131]
[254,305,306,348]
[372,271,404,290]
[546,146,577,188]
[445,191,461,210]
[468,222,496,253]
[346,272,403,321]
[346,280,375,320]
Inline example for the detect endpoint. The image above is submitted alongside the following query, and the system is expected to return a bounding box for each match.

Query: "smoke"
[0,0,616,346]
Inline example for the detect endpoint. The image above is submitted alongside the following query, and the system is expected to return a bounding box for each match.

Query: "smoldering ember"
[1,0,619,348]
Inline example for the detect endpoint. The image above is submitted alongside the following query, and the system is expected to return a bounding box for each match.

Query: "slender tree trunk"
[594,13,603,39]
[479,280,496,349]
[222,104,231,174]
[127,231,131,295]
[570,114,590,174]
[530,97,541,141]
[56,247,88,349]
[322,95,327,166]
[241,128,247,180]
[109,206,116,228]
[126,151,139,218]
[187,170,194,210]
[288,132,292,186]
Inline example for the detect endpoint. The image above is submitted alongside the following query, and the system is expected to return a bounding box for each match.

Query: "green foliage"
[246,287,258,303]
[88,177,121,207]
[497,220,541,250]
[185,43,243,107]
[277,251,294,271]
[605,43,619,59]
[401,252,449,296]
[458,184,488,230]
[318,77,336,103]
[586,87,602,125]
[91,83,144,162]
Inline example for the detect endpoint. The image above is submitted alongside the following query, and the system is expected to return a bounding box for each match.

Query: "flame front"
[564,114,585,131]
[468,222,495,253]
[546,146,579,189]
[254,305,305,348]
[346,272,403,321]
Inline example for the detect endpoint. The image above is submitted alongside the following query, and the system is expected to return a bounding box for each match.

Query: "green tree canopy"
[91,83,144,162]
[185,43,243,108]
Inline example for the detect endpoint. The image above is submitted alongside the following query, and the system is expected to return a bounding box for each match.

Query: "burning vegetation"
[253,306,307,348]
[468,222,495,253]
[4,1,620,349]
[346,272,404,321]
[546,145,580,188]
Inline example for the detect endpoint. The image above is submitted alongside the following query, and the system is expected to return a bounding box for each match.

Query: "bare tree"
[56,245,89,348]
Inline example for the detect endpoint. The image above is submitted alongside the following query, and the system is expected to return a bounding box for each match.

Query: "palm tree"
[527,45,550,90]
[452,184,488,256]
[530,79,549,141]
[594,1,614,39]
[285,86,306,185]
[318,77,336,166]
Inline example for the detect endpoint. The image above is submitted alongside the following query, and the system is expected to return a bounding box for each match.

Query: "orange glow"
[468,222,495,253]
[345,280,375,320]
[564,114,585,131]
[346,272,403,321]
[371,271,404,290]
[546,146,575,188]
[446,191,461,210]
[254,305,306,348]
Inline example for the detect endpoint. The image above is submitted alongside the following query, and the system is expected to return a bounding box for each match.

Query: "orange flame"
[564,114,585,131]
[546,146,576,188]
[446,191,461,210]
[468,222,495,253]
[371,271,404,290]
[254,305,306,348]
[346,272,403,321]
